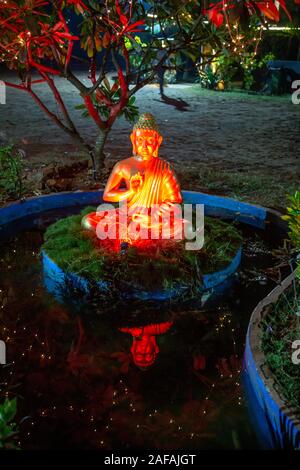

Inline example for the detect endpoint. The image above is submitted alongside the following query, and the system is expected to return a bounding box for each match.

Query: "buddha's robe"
[128,157,182,210]
[82,157,185,243]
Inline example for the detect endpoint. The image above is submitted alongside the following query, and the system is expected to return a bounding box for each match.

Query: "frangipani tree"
[0,0,296,175]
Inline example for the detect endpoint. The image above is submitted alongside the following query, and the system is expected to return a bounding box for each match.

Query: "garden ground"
[1,71,299,210]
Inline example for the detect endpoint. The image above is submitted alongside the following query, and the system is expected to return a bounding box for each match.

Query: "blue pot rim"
[41,245,243,301]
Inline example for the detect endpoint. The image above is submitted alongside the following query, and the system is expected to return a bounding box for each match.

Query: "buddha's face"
[131,336,159,369]
[131,129,163,161]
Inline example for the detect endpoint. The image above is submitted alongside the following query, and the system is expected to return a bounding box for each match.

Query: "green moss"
[42,207,242,293]
[261,282,300,413]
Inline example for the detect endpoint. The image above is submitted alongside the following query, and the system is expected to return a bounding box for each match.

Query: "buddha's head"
[131,113,163,161]
[131,335,159,369]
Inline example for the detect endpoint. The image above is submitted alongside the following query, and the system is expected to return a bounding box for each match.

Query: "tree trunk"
[71,133,97,179]
[94,127,109,173]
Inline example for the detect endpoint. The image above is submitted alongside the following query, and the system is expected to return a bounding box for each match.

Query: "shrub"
[0,146,23,203]
[282,191,300,278]
[0,398,19,449]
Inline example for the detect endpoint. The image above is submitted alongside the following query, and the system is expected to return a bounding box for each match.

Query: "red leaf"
[66,0,88,12]
[276,0,292,20]
[66,41,73,66]
[115,0,121,16]
[103,31,111,48]
[114,0,128,25]
[128,19,145,28]
[55,32,79,40]
[120,14,129,26]
[207,8,224,28]
[214,12,224,28]
[256,1,280,21]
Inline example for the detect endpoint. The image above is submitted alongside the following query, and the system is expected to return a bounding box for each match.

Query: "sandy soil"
[0,71,299,207]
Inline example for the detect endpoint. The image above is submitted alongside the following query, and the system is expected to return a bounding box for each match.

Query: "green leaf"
[1,398,17,422]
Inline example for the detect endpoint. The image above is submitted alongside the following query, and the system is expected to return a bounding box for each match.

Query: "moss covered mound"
[42,207,242,293]
[262,281,300,413]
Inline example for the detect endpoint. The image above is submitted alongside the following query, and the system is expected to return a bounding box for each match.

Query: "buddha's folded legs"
[81,207,192,244]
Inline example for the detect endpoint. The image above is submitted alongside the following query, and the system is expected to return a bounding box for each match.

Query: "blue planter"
[41,246,242,301]
[243,272,300,449]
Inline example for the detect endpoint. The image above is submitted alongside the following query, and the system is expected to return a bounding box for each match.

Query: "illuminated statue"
[119,321,173,369]
[82,113,186,245]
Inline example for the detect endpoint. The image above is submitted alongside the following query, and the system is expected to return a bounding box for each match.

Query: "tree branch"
[87,46,111,96]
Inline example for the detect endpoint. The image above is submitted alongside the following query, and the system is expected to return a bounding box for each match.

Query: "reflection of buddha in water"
[82,113,186,244]
[119,321,173,369]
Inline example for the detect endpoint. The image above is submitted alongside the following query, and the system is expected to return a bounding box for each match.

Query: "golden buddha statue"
[82,113,186,246]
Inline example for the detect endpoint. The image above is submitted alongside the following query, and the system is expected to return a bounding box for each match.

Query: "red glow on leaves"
[115,0,129,26]
[256,2,280,21]
[207,8,224,28]
[205,0,292,25]
[275,0,292,21]
[0,0,79,74]
[103,1,145,42]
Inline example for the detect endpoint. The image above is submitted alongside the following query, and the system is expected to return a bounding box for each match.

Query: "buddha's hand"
[130,172,144,193]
